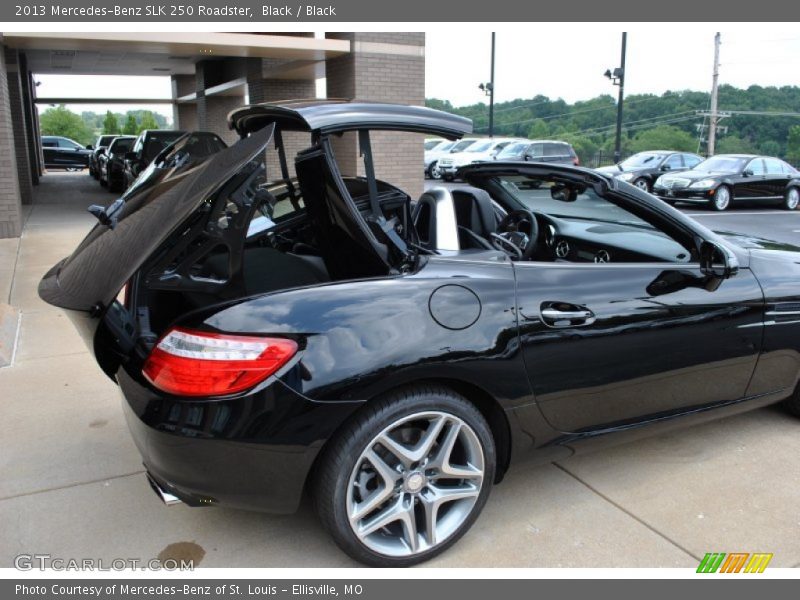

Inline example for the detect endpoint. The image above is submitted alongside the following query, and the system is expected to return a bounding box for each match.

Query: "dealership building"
[0,32,425,238]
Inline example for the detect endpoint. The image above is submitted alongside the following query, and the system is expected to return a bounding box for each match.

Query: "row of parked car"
[424,137,579,180]
[42,129,228,194]
[425,137,800,211]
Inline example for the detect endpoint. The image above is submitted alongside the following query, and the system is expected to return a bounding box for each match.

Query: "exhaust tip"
[146,473,183,506]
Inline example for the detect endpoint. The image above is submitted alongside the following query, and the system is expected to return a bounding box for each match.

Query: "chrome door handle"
[541,309,593,320]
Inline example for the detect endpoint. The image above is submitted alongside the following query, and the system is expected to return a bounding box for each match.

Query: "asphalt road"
[424,179,800,246]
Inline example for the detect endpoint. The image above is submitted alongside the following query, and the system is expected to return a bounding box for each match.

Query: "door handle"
[539,302,596,327]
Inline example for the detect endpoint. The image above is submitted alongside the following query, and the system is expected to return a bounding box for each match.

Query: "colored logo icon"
[697,552,773,573]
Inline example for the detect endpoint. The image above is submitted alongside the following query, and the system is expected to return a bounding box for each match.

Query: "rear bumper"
[117,368,362,514]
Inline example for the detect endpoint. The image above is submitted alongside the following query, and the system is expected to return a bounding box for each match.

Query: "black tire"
[782,187,799,211]
[782,384,800,418]
[314,385,495,567]
[633,177,650,192]
[442,174,454,182]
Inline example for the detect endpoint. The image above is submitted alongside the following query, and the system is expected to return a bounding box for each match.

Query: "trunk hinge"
[275,128,301,210]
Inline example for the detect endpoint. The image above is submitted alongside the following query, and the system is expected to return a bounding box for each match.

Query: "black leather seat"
[451,188,498,250]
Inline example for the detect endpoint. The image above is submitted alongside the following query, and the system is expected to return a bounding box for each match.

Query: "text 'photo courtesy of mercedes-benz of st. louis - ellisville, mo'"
[0,2,800,596]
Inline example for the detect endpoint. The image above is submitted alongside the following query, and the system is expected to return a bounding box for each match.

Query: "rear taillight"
[573,156,580,166]
[142,328,298,397]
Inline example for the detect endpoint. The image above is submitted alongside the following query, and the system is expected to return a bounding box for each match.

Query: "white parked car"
[437,137,524,181]
[425,137,481,180]
[424,139,455,179]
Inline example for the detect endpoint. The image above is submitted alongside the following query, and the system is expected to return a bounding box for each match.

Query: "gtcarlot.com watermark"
[14,554,194,571]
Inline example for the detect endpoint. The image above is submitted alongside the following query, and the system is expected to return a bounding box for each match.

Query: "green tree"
[102,111,120,135]
[629,125,696,153]
[39,105,94,146]
[137,111,160,133]
[716,135,757,155]
[122,114,138,135]
[759,140,781,157]
[526,119,549,139]
[787,125,800,162]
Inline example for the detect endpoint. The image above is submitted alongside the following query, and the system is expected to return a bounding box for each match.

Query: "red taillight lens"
[142,328,298,397]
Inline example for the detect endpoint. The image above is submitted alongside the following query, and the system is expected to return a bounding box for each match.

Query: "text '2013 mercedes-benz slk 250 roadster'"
[40,100,800,566]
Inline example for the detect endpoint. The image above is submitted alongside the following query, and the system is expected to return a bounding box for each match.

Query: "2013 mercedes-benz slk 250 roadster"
[40,100,800,566]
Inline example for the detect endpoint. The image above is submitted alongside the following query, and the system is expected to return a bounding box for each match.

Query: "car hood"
[39,125,274,312]
[661,169,735,181]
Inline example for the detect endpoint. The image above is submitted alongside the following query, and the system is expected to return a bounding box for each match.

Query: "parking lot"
[1,172,800,569]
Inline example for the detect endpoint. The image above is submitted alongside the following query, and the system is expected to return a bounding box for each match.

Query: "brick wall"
[200,95,241,146]
[247,76,317,180]
[325,33,426,199]
[0,46,22,238]
[4,48,33,205]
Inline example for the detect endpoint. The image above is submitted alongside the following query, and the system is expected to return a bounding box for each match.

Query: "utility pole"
[613,32,627,164]
[708,32,721,156]
[489,32,496,137]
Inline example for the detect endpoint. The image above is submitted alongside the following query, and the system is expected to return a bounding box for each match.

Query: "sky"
[34,26,800,124]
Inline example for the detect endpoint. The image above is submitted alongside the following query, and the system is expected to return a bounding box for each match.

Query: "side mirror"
[85,144,93,150]
[742,169,753,177]
[125,151,138,162]
[660,164,671,171]
[700,240,738,279]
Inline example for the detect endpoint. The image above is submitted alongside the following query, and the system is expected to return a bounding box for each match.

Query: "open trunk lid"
[39,125,274,314]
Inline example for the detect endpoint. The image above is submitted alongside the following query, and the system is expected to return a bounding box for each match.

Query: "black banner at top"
[1,0,797,22]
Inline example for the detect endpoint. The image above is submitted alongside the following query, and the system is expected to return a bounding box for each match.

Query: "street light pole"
[489,32,496,138]
[613,32,627,163]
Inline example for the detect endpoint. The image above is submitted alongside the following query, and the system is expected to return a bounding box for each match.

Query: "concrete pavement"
[1,172,799,569]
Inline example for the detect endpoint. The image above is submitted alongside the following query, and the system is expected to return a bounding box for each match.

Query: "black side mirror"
[700,240,738,279]
[661,164,671,171]
[85,144,93,150]
[125,151,138,162]
[523,154,532,161]
[742,169,753,177]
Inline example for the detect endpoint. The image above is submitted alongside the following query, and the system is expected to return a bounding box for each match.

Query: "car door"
[735,158,769,200]
[56,137,84,167]
[41,138,58,167]
[507,183,764,432]
[763,158,790,199]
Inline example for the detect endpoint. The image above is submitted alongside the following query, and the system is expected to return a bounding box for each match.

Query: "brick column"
[4,48,33,205]
[246,65,316,179]
[325,33,426,198]
[0,45,22,238]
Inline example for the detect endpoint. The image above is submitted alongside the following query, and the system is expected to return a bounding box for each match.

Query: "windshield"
[424,139,444,150]
[497,143,527,158]
[451,139,478,152]
[694,156,748,172]
[496,175,654,229]
[620,153,665,168]
[109,138,134,153]
[466,141,492,153]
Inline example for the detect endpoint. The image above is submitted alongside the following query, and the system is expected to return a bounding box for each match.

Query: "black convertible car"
[652,154,800,211]
[39,100,800,566]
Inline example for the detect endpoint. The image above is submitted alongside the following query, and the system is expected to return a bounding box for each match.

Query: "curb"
[0,303,21,368]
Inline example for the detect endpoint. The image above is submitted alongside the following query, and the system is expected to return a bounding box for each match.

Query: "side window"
[42,139,57,148]
[764,158,784,174]
[544,143,566,157]
[529,143,545,158]
[683,154,702,168]
[663,154,683,170]
[58,138,78,149]
[747,158,766,176]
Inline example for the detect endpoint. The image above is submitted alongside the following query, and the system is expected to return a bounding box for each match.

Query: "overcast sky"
[35,27,800,123]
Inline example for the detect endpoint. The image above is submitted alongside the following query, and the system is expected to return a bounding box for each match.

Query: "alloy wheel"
[713,186,731,211]
[345,411,484,558]
[786,188,799,210]
[634,178,649,191]
[430,162,442,180]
